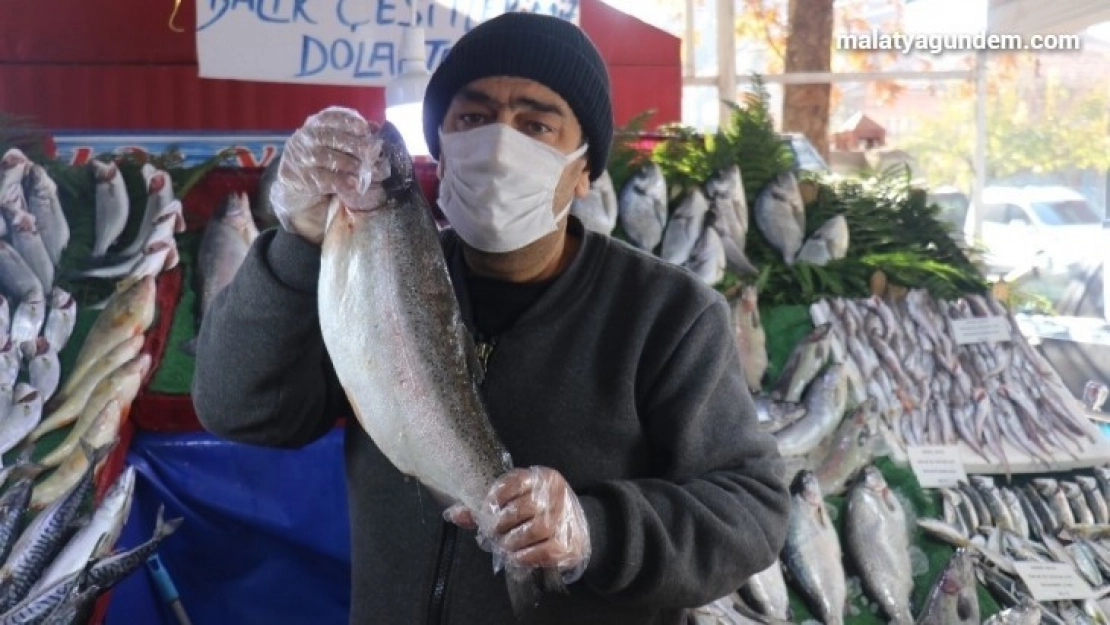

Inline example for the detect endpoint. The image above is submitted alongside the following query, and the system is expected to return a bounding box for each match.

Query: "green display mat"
[147,232,199,395]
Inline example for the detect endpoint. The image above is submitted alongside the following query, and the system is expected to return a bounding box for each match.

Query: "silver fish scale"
[0,450,101,611]
[845,474,913,624]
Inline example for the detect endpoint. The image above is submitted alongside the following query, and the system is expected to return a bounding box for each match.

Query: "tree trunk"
[782,0,834,161]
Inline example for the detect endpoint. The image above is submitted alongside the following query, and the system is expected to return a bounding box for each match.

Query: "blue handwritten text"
[297,35,452,79]
[198,0,317,31]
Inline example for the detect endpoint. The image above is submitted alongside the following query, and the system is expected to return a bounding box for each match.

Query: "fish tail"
[504,566,566,620]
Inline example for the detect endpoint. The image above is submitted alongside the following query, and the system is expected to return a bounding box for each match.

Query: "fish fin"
[505,566,564,620]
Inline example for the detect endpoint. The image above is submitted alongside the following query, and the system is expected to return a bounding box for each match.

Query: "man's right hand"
[271,106,378,245]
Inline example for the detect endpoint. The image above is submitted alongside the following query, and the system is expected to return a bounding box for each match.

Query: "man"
[192,11,790,625]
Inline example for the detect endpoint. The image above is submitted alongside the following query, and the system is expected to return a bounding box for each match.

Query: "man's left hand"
[445,466,591,582]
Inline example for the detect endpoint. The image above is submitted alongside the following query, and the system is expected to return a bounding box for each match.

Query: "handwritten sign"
[950,316,1011,345]
[1013,561,1094,602]
[196,0,581,86]
[906,445,967,489]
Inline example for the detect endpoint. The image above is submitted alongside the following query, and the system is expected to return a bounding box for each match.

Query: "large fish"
[318,122,552,611]
[796,214,850,266]
[659,189,708,264]
[117,164,176,257]
[0,505,181,625]
[771,323,833,403]
[20,164,69,265]
[617,162,668,252]
[781,470,846,625]
[0,442,112,613]
[683,212,726,285]
[915,548,979,625]
[705,165,758,275]
[89,160,129,258]
[55,275,154,405]
[843,466,913,625]
[773,364,848,457]
[180,192,255,356]
[570,169,618,235]
[733,285,768,392]
[254,153,283,230]
[813,399,880,496]
[753,172,805,265]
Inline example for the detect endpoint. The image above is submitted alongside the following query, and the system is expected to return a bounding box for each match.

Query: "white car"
[975,185,1104,275]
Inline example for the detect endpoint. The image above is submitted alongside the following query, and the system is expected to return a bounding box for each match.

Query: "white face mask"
[436,123,589,254]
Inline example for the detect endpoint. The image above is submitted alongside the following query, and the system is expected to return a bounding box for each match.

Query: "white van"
[976,185,1103,275]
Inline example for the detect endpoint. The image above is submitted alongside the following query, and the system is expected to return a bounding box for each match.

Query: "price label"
[1013,561,1094,601]
[951,317,1011,345]
[907,445,968,489]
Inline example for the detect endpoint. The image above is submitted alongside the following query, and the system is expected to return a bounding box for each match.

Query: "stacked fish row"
[806,289,1101,471]
[917,470,1110,624]
[0,152,187,620]
[573,162,851,286]
[694,466,997,625]
[0,460,181,623]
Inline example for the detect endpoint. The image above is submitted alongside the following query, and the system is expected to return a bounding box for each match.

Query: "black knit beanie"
[422,12,613,181]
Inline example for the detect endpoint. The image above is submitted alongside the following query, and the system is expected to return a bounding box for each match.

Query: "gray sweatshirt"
[191,217,791,625]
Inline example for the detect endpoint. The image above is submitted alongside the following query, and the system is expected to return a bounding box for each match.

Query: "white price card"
[1013,561,1094,602]
[951,317,1011,345]
[906,445,968,489]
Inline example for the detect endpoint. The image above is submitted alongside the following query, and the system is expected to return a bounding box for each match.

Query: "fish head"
[858,465,888,493]
[50,287,74,310]
[13,382,37,404]
[740,285,759,311]
[1,148,28,169]
[21,288,45,306]
[790,470,824,505]
[11,210,35,233]
[90,159,118,183]
[148,170,168,194]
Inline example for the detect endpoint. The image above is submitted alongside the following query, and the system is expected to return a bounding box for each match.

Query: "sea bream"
[753,172,805,265]
[617,161,668,252]
[659,189,708,264]
[20,164,69,265]
[570,169,618,235]
[796,214,849,266]
[89,160,129,257]
[317,121,554,610]
[781,470,846,625]
[682,211,726,285]
[704,165,758,275]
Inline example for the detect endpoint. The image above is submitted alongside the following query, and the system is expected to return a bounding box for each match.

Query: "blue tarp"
[104,429,352,625]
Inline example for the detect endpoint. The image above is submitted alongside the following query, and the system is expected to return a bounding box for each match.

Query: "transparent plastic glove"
[482,466,591,586]
[270,106,379,245]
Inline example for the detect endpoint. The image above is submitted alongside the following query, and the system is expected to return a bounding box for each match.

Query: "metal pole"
[684,0,697,80]
[684,69,975,86]
[716,0,737,129]
[972,50,987,243]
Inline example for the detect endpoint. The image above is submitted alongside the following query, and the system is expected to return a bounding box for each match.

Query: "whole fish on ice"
[773,363,848,457]
[844,466,913,624]
[617,162,668,252]
[781,470,846,625]
[915,548,978,625]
